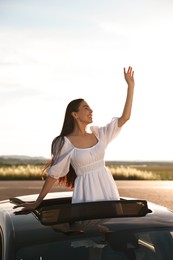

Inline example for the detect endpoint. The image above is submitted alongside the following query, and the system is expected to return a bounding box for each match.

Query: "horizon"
[0,154,173,163]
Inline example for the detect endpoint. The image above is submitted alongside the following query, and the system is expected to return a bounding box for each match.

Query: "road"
[0,180,173,210]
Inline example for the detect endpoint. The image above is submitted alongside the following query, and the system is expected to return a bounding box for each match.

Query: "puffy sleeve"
[90,117,121,147]
[44,138,73,179]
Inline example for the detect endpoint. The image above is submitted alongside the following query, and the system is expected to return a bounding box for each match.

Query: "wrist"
[128,83,134,89]
[34,199,43,208]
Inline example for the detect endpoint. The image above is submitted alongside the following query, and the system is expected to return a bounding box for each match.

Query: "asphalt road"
[0,180,173,210]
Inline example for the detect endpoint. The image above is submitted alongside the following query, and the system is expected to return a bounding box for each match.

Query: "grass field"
[0,165,43,180]
[107,163,173,180]
[0,162,173,180]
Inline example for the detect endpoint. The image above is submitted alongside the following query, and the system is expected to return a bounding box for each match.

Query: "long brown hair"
[43,98,84,188]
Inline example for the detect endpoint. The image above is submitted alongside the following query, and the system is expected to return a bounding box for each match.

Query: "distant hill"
[106,160,173,166]
[0,155,48,165]
[0,155,172,166]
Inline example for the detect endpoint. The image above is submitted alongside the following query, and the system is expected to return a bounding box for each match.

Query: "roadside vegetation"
[0,162,173,180]
[108,162,173,180]
[0,165,43,180]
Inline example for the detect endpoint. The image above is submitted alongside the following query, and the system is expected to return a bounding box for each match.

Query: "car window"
[16,228,173,260]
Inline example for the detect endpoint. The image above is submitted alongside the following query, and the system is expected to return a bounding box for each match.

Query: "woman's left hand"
[124,66,135,87]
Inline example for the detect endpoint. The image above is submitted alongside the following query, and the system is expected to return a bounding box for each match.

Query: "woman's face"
[75,100,93,124]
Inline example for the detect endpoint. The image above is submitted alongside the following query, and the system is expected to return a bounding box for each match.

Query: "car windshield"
[16,226,173,260]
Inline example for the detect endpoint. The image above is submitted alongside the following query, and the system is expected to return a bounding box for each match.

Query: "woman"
[14,66,134,211]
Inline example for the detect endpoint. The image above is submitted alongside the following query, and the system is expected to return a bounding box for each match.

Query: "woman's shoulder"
[64,136,74,148]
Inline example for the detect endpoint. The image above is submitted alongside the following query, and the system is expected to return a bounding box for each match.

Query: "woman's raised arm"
[118,66,135,127]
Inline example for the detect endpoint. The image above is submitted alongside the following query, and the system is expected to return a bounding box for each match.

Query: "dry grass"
[0,162,173,180]
[0,165,43,180]
[108,165,158,180]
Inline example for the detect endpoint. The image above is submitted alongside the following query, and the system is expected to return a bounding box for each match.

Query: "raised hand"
[124,66,134,87]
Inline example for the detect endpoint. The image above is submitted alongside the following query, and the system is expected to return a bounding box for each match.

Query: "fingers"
[13,204,24,209]
[13,202,32,209]
[13,206,33,215]
[13,205,34,214]
[124,66,133,74]
[124,66,134,79]
[14,209,31,215]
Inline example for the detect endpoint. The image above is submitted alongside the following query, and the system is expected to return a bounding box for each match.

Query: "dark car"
[1,191,173,260]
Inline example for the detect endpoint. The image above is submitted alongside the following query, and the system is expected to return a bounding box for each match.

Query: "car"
[0,191,173,260]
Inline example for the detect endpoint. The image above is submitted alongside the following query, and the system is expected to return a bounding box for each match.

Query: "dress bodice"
[44,117,121,203]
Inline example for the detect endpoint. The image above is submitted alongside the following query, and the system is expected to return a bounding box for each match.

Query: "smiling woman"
[13,66,135,212]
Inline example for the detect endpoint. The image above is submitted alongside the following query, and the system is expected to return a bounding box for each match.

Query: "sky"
[0,0,173,161]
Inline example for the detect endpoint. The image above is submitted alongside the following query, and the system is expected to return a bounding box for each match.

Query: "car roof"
[1,191,173,245]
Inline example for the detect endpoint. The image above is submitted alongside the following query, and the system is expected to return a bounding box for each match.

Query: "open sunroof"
[37,200,151,225]
[10,197,152,225]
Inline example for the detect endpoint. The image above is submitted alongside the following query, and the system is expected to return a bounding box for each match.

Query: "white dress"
[45,117,121,203]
